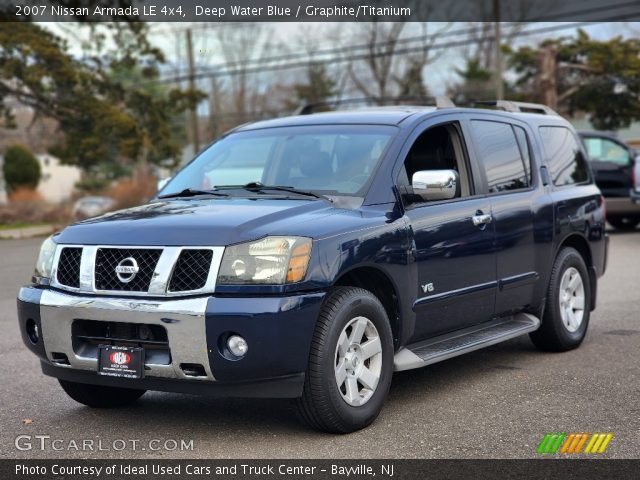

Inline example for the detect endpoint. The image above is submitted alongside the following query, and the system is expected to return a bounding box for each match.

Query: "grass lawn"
[0,222,51,231]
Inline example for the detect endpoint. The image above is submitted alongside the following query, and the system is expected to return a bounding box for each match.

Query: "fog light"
[227,335,248,357]
[26,319,39,344]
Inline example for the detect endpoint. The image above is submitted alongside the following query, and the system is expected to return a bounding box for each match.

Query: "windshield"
[161,125,396,197]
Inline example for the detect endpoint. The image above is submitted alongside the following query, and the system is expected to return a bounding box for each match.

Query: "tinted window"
[539,126,589,186]
[583,136,630,166]
[471,120,529,193]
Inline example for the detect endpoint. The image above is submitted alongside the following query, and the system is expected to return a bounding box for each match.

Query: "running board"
[394,313,540,372]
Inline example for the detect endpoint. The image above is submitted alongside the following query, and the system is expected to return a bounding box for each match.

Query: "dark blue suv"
[17,100,608,433]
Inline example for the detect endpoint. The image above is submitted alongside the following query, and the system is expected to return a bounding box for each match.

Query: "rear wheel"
[296,287,394,433]
[59,380,146,408]
[530,247,591,352]
[608,216,640,230]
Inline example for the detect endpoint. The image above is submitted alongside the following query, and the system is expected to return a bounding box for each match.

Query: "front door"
[398,122,497,341]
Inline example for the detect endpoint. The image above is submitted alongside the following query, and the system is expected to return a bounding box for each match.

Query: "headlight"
[34,235,57,280]
[217,236,312,285]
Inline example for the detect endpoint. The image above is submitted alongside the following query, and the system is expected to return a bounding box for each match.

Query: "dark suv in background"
[579,131,640,230]
[18,99,607,433]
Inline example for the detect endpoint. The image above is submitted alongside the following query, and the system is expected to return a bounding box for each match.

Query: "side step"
[394,313,540,372]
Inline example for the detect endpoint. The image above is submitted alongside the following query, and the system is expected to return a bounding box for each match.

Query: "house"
[36,154,81,203]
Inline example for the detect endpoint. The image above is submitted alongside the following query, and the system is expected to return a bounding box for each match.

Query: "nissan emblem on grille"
[115,257,140,283]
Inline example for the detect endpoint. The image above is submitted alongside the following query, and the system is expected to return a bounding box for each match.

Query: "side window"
[539,126,589,186]
[470,120,530,193]
[583,137,630,166]
[397,123,472,203]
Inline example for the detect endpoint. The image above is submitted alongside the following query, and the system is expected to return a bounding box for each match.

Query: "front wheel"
[530,247,591,352]
[59,380,146,408]
[296,287,394,433]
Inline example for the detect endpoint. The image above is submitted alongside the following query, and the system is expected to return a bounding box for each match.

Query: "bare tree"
[348,17,450,102]
[392,23,447,97]
[209,23,275,122]
[348,21,407,100]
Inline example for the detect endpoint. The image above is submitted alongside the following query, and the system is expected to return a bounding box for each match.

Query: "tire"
[296,287,394,433]
[530,247,591,352]
[58,380,146,408]
[607,216,640,230]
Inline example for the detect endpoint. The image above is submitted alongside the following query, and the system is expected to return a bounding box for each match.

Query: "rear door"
[467,118,545,315]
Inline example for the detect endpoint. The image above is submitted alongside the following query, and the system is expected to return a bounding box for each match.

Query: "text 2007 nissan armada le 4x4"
[18,99,608,433]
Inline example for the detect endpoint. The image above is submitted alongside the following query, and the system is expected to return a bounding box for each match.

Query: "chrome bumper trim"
[24,288,215,381]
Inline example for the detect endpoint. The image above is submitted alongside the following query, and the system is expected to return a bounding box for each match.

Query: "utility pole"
[539,46,558,110]
[493,0,504,100]
[209,77,221,138]
[186,29,200,153]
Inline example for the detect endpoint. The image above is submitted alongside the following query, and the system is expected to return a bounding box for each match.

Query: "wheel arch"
[333,266,402,349]
[555,233,597,310]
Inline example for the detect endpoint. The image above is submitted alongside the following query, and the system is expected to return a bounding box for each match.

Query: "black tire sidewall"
[318,289,394,431]
[545,248,591,347]
[607,216,640,230]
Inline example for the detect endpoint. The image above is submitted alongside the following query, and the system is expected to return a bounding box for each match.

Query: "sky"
[42,21,639,101]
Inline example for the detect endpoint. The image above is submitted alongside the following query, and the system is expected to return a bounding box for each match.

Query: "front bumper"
[17,287,325,398]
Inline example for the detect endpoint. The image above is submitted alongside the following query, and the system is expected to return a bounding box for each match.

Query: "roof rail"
[475,100,559,116]
[295,96,455,115]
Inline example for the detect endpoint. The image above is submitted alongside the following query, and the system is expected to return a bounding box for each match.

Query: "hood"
[55,198,369,246]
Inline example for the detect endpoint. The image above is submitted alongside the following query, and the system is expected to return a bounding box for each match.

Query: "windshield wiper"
[215,182,329,201]
[158,188,229,199]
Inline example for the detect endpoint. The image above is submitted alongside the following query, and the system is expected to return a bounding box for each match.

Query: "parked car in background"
[579,131,640,230]
[73,196,115,220]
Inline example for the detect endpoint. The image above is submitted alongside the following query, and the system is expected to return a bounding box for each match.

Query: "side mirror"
[157,177,171,192]
[411,169,459,201]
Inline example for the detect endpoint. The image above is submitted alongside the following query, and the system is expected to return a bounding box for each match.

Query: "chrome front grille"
[95,248,162,292]
[51,245,224,297]
[56,247,82,288]
[168,249,213,292]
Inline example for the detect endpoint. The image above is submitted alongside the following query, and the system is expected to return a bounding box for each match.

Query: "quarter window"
[471,120,530,193]
[539,126,589,186]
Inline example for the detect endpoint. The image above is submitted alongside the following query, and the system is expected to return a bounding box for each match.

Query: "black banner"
[2,0,640,22]
[3,459,640,480]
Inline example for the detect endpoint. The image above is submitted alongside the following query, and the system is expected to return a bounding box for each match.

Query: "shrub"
[0,196,72,226]
[2,144,41,191]
[108,171,157,210]
[8,187,43,203]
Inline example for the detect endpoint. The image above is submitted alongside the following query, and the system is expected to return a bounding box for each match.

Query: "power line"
[152,1,639,80]
[149,19,617,86]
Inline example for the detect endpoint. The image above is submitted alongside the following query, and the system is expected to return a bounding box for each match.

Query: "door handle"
[472,213,493,226]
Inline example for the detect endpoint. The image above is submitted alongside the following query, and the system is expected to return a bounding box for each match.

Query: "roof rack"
[475,100,559,116]
[295,96,455,115]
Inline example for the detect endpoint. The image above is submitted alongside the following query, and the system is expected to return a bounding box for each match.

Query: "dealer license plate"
[97,345,144,379]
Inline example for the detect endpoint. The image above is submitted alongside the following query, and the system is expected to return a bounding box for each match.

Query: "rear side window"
[539,126,589,186]
[471,120,530,193]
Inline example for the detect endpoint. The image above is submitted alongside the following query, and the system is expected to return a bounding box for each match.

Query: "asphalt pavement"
[0,232,638,459]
